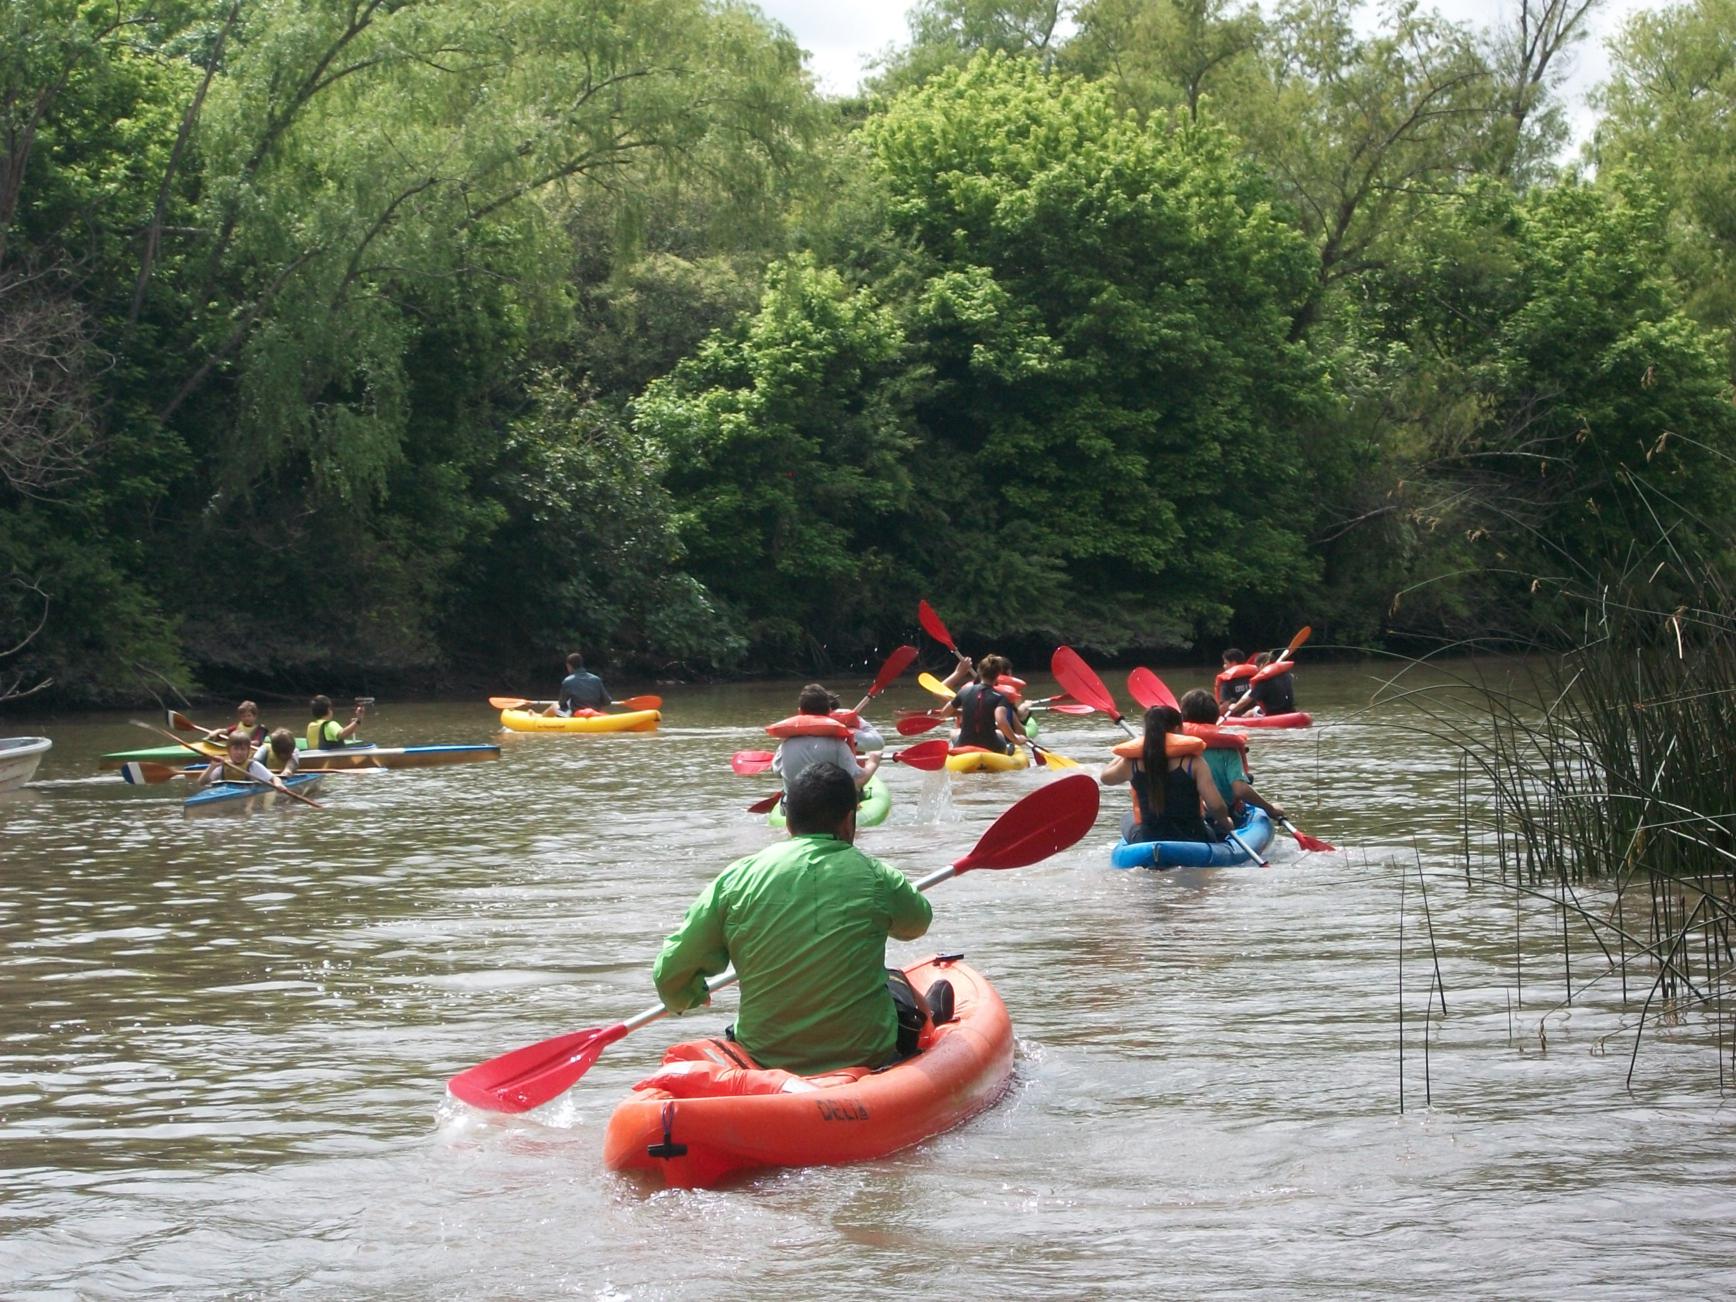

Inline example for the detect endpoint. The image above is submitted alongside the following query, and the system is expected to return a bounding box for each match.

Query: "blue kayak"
[1109,808,1275,869]
[183,772,327,810]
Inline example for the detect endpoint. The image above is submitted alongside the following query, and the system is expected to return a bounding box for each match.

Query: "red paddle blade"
[618,694,663,711]
[1049,702,1095,715]
[748,791,783,813]
[917,599,959,654]
[953,772,1101,871]
[447,1021,630,1113]
[1051,646,1122,722]
[892,739,950,770]
[895,714,944,736]
[1287,822,1336,852]
[868,645,918,697]
[1127,667,1178,711]
[731,750,775,776]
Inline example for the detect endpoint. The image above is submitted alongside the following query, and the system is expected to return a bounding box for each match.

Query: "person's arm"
[1100,756,1133,785]
[877,860,933,941]
[1194,762,1233,834]
[1230,779,1285,822]
[938,651,974,692]
[771,741,787,776]
[851,720,885,752]
[1224,690,1256,717]
[855,751,881,787]
[996,702,1026,743]
[338,705,364,740]
[196,760,224,788]
[245,757,282,788]
[652,875,732,1013]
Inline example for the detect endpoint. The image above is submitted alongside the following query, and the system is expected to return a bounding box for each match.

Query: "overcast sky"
[753,0,1664,151]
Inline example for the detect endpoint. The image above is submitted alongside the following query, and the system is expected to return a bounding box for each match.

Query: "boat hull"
[0,737,51,792]
[499,708,660,734]
[1110,808,1276,869]
[603,956,1013,1188]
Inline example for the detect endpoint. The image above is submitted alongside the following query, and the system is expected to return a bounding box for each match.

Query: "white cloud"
[754,0,915,95]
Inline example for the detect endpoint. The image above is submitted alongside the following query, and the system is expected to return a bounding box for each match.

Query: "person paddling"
[652,763,936,1075]
[1099,705,1233,844]
[1215,649,1256,711]
[307,695,365,749]
[542,651,612,717]
[772,684,881,793]
[1179,690,1286,825]
[196,730,298,796]
[1225,649,1298,719]
[938,653,1025,755]
[252,728,300,777]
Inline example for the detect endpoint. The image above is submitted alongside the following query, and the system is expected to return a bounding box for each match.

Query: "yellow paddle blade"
[917,672,952,699]
[1032,744,1081,769]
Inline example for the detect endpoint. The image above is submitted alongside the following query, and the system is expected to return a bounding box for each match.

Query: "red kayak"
[1226,711,1313,729]
[602,955,1013,1188]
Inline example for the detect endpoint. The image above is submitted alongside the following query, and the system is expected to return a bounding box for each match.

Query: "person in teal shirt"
[1180,689,1287,825]
[653,763,933,1075]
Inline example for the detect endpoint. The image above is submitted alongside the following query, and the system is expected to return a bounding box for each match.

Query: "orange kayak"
[602,955,1013,1188]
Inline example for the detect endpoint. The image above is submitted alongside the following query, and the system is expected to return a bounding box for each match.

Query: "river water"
[3,662,1733,1296]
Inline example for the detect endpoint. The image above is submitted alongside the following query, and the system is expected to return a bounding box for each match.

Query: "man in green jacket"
[653,762,933,1075]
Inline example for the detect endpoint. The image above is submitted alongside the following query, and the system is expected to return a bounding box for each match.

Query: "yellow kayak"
[499,708,660,734]
[944,746,1030,773]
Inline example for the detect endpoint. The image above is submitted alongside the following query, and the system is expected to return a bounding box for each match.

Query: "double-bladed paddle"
[447,773,1103,1114]
[128,721,324,810]
[489,694,663,712]
[743,739,954,810]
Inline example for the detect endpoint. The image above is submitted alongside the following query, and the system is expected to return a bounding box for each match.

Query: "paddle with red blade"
[447,773,1102,1114]
[1276,814,1336,853]
[849,644,918,715]
[895,714,946,736]
[732,750,777,776]
[917,599,961,657]
[1126,668,1179,711]
[1051,646,1135,737]
[744,739,953,809]
[1276,625,1312,664]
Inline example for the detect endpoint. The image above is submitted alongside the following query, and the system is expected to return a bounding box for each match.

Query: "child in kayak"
[1100,705,1233,843]
[1179,690,1287,825]
[196,730,299,796]
[252,728,300,777]
[773,684,881,792]
[307,695,365,749]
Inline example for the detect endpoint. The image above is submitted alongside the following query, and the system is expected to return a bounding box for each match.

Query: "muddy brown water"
[3,663,1734,1295]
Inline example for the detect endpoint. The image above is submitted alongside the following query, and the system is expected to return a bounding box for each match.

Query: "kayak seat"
[925,979,955,1027]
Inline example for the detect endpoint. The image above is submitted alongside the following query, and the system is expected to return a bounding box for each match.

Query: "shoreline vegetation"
[3,0,1735,709]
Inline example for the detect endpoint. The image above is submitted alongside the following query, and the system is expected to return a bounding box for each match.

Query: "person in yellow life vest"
[307,694,364,749]
[195,730,298,796]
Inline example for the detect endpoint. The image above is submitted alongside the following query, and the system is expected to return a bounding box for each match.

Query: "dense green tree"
[1594,0,1736,372]
[1332,175,1736,636]
[638,254,918,664]
[862,54,1325,649]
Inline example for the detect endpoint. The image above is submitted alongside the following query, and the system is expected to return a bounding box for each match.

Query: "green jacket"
[653,833,933,1075]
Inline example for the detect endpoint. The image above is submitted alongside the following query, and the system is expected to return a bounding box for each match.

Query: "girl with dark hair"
[1100,705,1233,844]
[938,653,1024,755]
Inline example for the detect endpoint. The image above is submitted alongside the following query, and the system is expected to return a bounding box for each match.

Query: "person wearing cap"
[652,762,934,1075]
